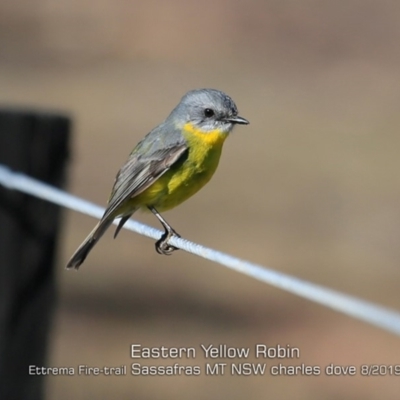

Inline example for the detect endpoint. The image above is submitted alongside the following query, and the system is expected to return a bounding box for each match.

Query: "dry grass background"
[1,1,400,399]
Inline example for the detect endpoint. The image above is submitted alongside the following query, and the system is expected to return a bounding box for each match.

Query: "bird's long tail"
[66,218,114,270]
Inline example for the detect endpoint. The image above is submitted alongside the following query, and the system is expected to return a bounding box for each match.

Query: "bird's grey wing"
[101,140,188,221]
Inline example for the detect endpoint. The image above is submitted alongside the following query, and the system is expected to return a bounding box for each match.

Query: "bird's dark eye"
[204,108,215,118]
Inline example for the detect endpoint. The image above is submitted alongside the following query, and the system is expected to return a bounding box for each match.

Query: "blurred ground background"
[1,0,400,399]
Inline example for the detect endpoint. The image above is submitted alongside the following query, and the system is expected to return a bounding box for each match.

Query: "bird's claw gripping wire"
[149,206,181,255]
[155,227,180,255]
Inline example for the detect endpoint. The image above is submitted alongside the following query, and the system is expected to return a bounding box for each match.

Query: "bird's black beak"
[225,115,249,125]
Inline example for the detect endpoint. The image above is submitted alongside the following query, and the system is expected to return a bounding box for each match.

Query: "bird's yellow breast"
[182,122,228,146]
[132,122,229,212]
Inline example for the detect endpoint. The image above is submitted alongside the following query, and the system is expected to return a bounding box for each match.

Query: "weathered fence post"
[0,109,70,400]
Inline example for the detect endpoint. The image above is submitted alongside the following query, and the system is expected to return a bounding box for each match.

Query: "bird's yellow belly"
[132,126,227,212]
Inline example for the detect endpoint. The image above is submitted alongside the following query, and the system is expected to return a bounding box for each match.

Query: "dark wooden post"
[0,109,70,400]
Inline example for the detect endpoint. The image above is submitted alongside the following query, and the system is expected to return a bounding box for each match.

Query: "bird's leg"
[148,206,181,255]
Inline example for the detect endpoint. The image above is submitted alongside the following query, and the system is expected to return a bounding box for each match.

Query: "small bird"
[66,89,249,269]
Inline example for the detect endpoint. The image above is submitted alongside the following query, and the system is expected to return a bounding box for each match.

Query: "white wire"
[1,163,400,336]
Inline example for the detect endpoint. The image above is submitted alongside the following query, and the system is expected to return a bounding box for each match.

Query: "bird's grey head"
[170,89,249,133]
